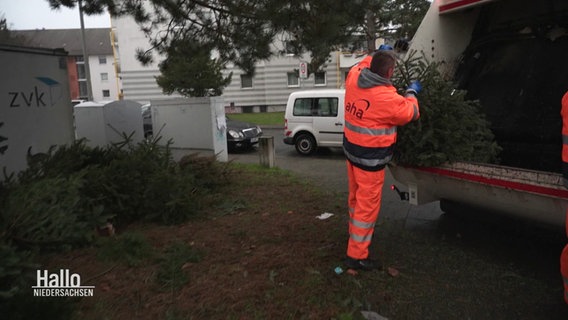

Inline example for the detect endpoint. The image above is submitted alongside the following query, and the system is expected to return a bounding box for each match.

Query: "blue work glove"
[378,44,393,51]
[405,80,422,95]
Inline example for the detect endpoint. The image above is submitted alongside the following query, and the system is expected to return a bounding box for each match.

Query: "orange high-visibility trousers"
[346,160,385,259]
[562,209,568,304]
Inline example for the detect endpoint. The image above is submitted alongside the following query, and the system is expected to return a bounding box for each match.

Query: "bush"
[2,173,109,248]
[12,139,111,184]
[0,243,75,320]
[0,136,230,305]
[81,142,230,225]
[2,137,231,231]
[0,243,37,298]
[392,51,501,167]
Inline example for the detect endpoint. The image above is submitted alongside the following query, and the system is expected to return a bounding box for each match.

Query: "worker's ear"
[386,67,394,79]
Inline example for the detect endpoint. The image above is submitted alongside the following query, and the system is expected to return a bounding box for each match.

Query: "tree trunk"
[366,10,377,52]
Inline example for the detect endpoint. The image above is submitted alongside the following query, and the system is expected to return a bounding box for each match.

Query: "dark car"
[226,117,263,151]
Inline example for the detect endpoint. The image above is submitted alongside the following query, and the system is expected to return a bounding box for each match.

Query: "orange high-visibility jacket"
[343,55,420,171]
[562,91,568,186]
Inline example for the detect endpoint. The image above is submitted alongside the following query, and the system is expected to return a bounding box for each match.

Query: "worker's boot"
[344,256,381,271]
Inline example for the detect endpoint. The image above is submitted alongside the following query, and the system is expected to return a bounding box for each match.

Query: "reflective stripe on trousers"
[346,160,385,259]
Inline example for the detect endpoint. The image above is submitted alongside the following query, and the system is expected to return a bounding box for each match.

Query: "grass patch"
[229,162,313,188]
[227,111,284,126]
[96,232,154,267]
[156,241,202,292]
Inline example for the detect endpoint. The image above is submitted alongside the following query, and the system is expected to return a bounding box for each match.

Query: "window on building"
[241,74,253,89]
[99,56,107,64]
[76,63,86,79]
[293,97,338,117]
[101,73,108,81]
[314,71,326,86]
[102,90,110,98]
[283,41,295,56]
[76,56,88,99]
[78,81,88,99]
[287,71,299,87]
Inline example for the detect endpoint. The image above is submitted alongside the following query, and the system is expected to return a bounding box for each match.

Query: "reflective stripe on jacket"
[343,55,419,171]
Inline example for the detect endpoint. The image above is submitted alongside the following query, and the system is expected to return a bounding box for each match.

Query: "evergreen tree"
[350,0,430,52]
[42,0,429,96]
[387,0,431,41]
[155,39,232,97]
[269,1,365,72]
[392,51,502,167]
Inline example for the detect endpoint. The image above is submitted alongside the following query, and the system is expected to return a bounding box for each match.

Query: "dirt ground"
[41,165,568,320]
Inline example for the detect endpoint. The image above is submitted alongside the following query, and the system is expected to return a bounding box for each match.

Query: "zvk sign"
[7,77,62,108]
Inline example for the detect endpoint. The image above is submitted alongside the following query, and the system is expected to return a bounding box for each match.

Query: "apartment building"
[111,15,365,111]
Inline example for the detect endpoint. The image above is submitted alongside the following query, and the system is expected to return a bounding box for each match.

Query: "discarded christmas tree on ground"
[392,51,501,167]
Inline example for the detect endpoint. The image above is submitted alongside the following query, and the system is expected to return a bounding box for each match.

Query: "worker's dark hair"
[370,50,397,78]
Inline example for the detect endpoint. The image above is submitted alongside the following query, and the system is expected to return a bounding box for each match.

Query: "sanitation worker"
[561,90,568,303]
[342,49,421,270]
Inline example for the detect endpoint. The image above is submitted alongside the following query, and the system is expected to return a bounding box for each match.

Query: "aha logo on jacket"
[346,99,371,119]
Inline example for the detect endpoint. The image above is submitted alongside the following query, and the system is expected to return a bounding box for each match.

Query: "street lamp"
[78,0,93,101]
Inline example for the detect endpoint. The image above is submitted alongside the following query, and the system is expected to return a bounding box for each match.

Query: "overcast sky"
[1,0,110,30]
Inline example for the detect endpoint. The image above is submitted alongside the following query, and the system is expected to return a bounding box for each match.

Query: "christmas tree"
[392,51,501,167]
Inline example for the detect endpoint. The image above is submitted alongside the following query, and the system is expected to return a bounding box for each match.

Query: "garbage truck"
[388,0,568,229]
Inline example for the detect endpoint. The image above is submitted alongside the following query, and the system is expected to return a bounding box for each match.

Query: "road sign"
[299,62,308,79]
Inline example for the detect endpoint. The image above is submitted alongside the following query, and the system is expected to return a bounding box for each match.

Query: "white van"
[283,89,345,155]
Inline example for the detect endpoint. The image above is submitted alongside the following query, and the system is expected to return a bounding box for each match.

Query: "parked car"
[226,117,263,151]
